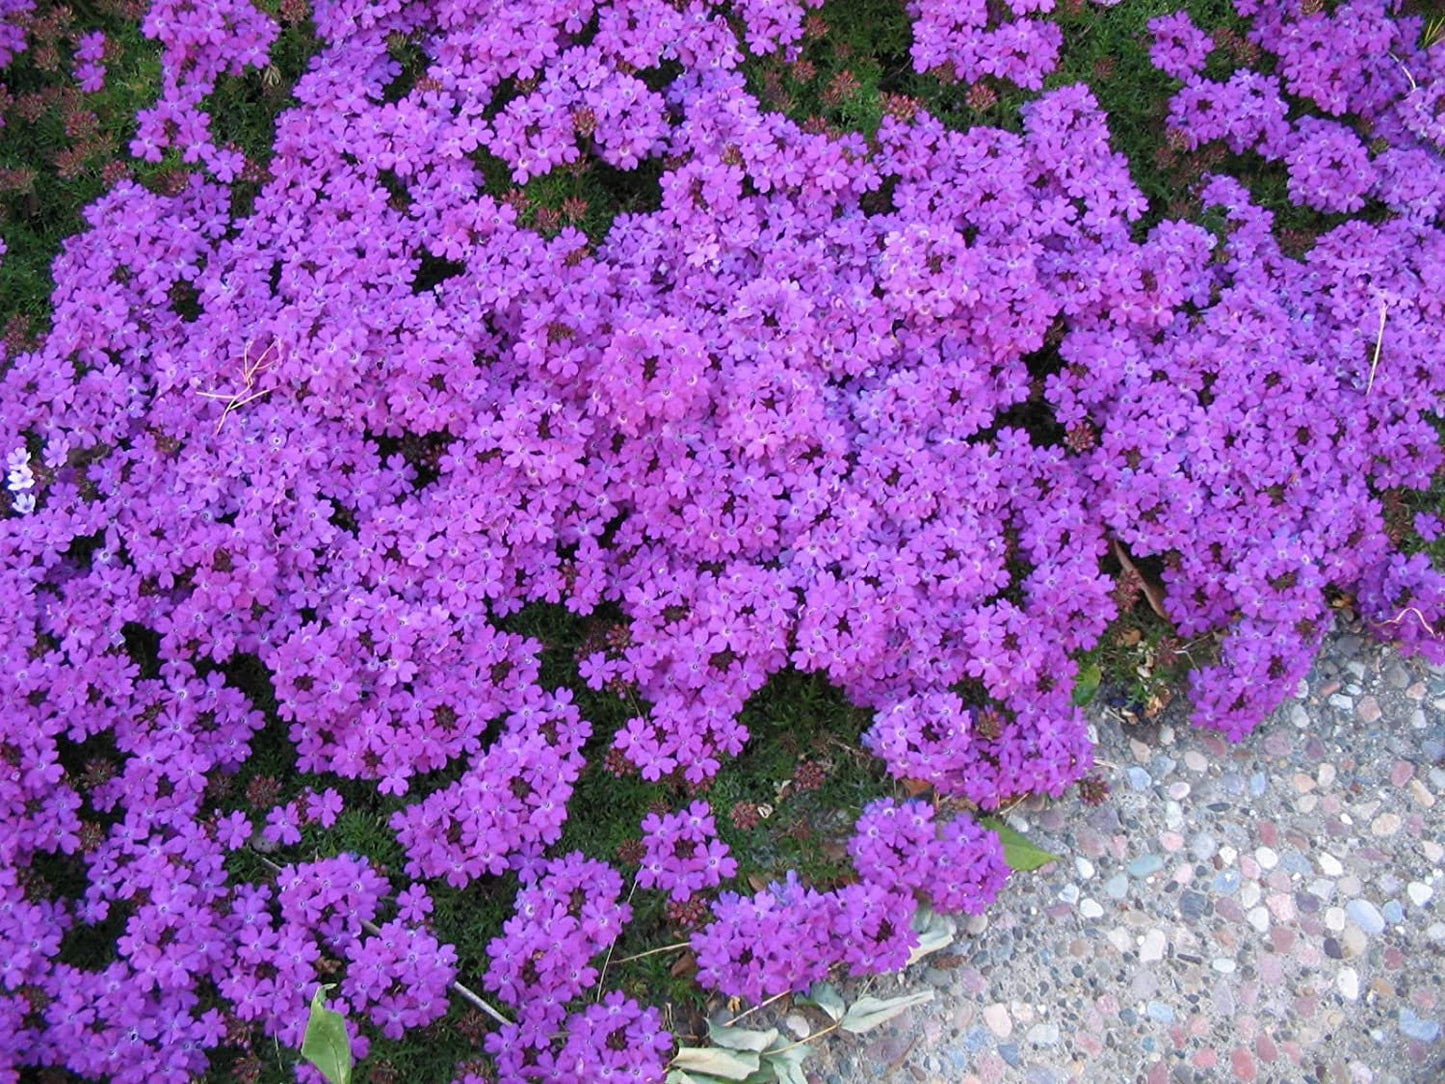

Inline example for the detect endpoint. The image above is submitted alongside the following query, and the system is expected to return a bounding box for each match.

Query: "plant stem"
[615,940,691,963]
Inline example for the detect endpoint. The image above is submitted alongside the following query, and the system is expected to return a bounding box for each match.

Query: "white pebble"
[1256,846,1279,870]
[1408,882,1434,907]
[1080,898,1104,920]
[1338,968,1360,1001]
[1319,853,1344,877]
[1075,857,1095,880]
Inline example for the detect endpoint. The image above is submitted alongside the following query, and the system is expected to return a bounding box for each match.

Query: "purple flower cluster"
[483,854,669,1081]
[849,798,1008,915]
[637,800,736,902]
[691,870,919,1002]
[132,0,278,178]
[1147,11,1212,82]
[909,0,1063,91]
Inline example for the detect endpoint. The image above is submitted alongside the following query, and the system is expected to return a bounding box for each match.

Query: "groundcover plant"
[0,0,1442,1080]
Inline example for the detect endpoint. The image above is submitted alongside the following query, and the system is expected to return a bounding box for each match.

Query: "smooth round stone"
[1075,857,1095,880]
[1338,968,1360,1000]
[1128,854,1165,879]
[1213,869,1241,895]
[1179,890,1210,920]
[1399,1009,1441,1042]
[1079,898,1104,920]
[1105,873,1129,899]
[1346,899,1386,936]
[1382,900,1405,924]
[1318,853,1344,877]
[1408,882,1434,907]
[1255,846,1279,870]
[1371,813,1402,837]
[1059,884,1081,904]
[1190,833,1218,861]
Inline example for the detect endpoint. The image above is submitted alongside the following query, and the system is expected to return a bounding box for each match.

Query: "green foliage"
[0,11,161,327]
[301,985,354,1084]
[981,817,1061,872]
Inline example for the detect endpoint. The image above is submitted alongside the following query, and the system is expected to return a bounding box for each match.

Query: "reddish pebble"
[1146,1061,1169,1084]
[1392,760,1416,787]
[1257,1034,1278,1063]
[1270,927,1296,953]
[1169,1025,1188,1049]
[1258,821,1279,846]
[1233,1047,1257,1082]
[1385,946,1406,970]
[1193,1047,1219,1070]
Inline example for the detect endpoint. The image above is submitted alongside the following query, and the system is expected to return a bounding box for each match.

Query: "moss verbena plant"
[1,0,1442,1081]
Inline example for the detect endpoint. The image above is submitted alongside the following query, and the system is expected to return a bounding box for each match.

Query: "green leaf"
[839,990,934,1034]
[667,1071,736,1084]
[707,1021,779,1053]
[300,984,352,1084]
[763,1041,811,1084]
[795,981,845,1023]
[670,1046,762,1080]
[907,905,955,965]
[1072,660,1102,706]
[981,817,1061,872]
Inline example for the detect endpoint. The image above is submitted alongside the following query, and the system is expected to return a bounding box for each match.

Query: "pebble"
[1343,926,1369,958]
[1075,857,1095,880]
[983,1003,1012,1039]
[1184,751,1208,772]
[1026,1023,1059,1047]
[1383,900,1405,924]
[1105,873,1129,899]
[1127,767,1152,791]
[1346,899,1386,936]
[1058,884,1080,904]
[1212,958,1237,973]
[1140,929,1167,963]
[1128,855,1164,879]
[1328,694,1354,711]
[1338,968,1360,1001]
[1179,890,1209,920]
[1356,695,1382,724]
[1255,846,1278,870]
[1408,882,1434,907]
[1371,812,1402,838]
[1079,898,1104,920]
[1318,853,1344,877]
[1399,1008,1441,1042]
[1213,869,1241,895]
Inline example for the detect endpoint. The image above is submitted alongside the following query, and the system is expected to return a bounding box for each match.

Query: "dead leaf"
[900,778,932,799]
[671,951,697,979]
[1110,537,1170,621]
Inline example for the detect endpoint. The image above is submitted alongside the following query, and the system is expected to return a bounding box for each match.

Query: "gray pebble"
[1190,832,1217,861]
[1346,898,1386,936]
[1105,873,1129,899]
[1128,854,1164,878]
[1026,1023,1060,1046]
[1179,890,1210,920]
[1126,767,1152,791]
[1399,1008,1441,1042]
[1213,869,1241,895]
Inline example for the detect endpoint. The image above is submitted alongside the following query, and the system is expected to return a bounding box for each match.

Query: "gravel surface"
[752,617,1445,1083]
